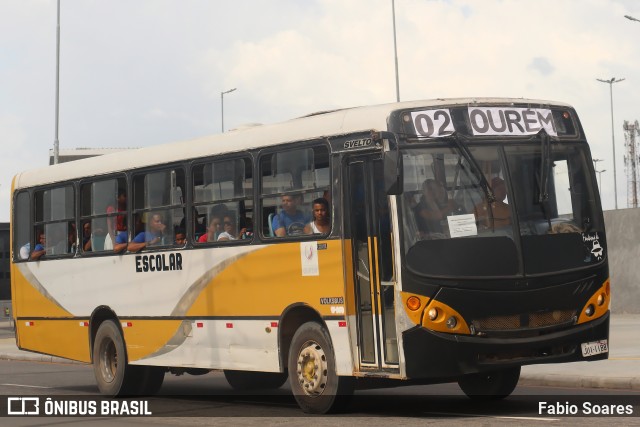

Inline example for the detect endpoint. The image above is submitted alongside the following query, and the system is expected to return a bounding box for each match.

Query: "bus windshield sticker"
[583,232,604,261]
[447,214,478,238]
[300,241,319,276]
[467,107,557,136]
[410,109,455,137]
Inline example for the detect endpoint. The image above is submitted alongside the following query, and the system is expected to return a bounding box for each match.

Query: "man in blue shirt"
[272,195,309,237]
[121,213,166,253]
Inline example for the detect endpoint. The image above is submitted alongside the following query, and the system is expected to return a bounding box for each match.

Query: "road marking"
[1,383,52,389]
[429,412,558,421]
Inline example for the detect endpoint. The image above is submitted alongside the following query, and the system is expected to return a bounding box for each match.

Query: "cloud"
[1,0,640,217]
[529,57,555,76]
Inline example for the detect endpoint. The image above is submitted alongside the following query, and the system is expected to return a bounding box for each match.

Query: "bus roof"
[13,97,573,190]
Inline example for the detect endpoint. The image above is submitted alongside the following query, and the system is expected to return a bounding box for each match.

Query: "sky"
[1,0,640,221]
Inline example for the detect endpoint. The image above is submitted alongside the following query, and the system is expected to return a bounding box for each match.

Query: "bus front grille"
[471,310,577,334]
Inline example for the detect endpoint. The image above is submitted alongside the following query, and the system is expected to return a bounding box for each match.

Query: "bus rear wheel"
[93,320,144,396]
[223,370,288,390]
[458,366,520,400]
[288,322,353,414]
[136,366,165,395]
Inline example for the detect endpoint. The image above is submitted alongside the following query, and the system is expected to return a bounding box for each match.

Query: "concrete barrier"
[604,208,640,314]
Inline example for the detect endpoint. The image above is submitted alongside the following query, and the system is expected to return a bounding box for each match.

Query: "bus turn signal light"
[406,296,421,311]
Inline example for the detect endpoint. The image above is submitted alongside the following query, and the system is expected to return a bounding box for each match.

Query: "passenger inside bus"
[199,214,223,243]
[304,197,330,234]
[174,227,186,245]
[106,189,127,250]
[273,194,309,237]
[82,221,93,251]
[474,177,511,230]
[413,179,461,239]
[127,212,167,252]
[30,230,47,260]
[217,215,245,241]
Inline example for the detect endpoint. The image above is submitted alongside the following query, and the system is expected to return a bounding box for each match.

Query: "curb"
[0,351,85,365]
[519,374,640,391]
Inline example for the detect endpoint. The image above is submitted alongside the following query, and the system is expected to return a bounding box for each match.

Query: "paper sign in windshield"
[468,107,557,136]
[447,214,478,238]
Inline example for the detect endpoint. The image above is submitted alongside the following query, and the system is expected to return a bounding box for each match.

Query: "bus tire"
[288,322,354,414]
[135,366,165,395]
[223,370,288,390]
[458,366,520,400]
[92,320,141,396]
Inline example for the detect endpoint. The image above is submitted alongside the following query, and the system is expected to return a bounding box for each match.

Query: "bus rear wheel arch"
[92,319,165,396]
[287,321,354,414]
[457,366,520,400]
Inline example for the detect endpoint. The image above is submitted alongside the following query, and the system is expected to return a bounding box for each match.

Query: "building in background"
[49,147,134,165]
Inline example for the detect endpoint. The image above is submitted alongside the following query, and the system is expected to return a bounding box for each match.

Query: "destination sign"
[468,107,557,136]
[410,107,558,138]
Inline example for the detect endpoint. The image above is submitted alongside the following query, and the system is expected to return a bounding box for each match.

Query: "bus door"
[345,155,399,371]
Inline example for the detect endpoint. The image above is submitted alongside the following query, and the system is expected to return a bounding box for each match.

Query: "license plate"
[581,339,608,357]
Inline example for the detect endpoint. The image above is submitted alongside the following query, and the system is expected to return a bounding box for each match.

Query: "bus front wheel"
[288,322,353,414]
[93,320,144,396]
[458,366,520,400]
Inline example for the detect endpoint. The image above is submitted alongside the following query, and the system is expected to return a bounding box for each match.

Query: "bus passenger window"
[132,168,185,249]
[32,185,75,259]
[80,177,127,253]
[13,191,30,261]
[260,144,330,239]
[192,157,253,244]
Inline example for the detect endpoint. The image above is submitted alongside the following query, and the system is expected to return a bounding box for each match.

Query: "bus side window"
[80,177,127,253]
[13,191,31,261]
[192,157,253,244]
[260,144,330,239]
[132,169,186,249]
[32,185,75,259]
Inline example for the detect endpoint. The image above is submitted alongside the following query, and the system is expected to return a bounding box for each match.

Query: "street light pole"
[391,0,400,102]
[592,158,602,171]
[596,77,625,209]
[596,169,606,196]
[53,0,61,165]
[220,88,237,133]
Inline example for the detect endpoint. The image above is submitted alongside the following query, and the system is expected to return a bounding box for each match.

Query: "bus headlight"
[428,308,439,321]
[585,304,595,317]
[596,293,605,306]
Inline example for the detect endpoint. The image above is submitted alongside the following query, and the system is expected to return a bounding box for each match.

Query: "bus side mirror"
[383,140,403,195]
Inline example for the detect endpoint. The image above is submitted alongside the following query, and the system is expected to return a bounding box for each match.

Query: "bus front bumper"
[401,312,609,380]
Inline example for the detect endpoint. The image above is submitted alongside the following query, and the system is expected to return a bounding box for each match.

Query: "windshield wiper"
[446,132,495,204]
[537,129,553,230]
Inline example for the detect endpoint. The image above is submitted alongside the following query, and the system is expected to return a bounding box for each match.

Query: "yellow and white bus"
[10,98,610,413]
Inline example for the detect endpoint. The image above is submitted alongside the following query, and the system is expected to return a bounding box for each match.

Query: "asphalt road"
[0,359,638,426]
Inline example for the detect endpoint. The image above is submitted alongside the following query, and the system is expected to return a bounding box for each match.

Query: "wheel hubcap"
[296,339,328,396]
[99,340,117,384]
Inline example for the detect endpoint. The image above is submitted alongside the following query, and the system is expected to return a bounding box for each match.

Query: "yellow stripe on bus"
[186,241,346,318]
[16,320,91,363]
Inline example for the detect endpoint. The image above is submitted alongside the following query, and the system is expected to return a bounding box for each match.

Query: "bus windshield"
[400,142,603,278]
